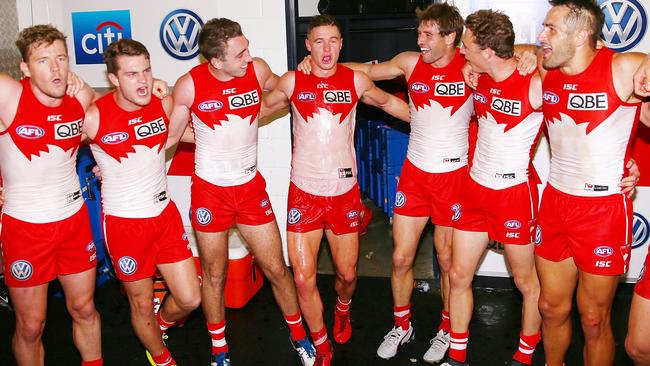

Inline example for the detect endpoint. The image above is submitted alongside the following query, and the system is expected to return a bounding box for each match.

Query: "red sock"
[513,331,541,365]
[448,330,469,363]
[157,310,175,333]
[393,304,411,330]
[438,310,451,333]
[335,297,351,315]
[284,312,307,341]
[81,359,103,366]
[151,347,176,366]
[207,320,228,355]
[311,327,331,355]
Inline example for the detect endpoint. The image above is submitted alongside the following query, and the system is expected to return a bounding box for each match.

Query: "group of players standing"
[2,1,650,366]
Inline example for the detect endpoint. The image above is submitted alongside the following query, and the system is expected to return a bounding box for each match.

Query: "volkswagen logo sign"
[633,212,650,249]
[159,9,204,60]
[395,191,406,208]
[117,256,138,276]
[10,260,33,281]
[599,0,647,52]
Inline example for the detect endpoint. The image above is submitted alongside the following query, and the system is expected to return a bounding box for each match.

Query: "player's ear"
[107,72,120,88]
[19,62,31,78]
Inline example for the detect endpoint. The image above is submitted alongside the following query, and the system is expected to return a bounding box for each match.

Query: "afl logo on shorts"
[594,246,615,257]
[195,207,213,226]
[287,208,302,225]
[347,210,359,219]
[504,220,522,229]
[159,9,204,60]
[534,226,542,246]
[86,241,96,253]
[632,212,650,249]
[118,256,138,276]
[260,199,270,208]
[395,191,406,208]
[409,82,429,94]
[451,203,462,222]
[10,260,33,281]
[599,0,647,52]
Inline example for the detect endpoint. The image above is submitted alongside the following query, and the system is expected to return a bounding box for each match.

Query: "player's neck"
[311,62,337,78]
[430,48,456,68]
[29,81,63,108]
[559,46,598,76]
[207,64,236,82]
[486,57,517,83]
[113,91,144,112]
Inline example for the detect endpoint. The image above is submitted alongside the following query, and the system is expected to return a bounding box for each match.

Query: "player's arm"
[529,73,543,110]
[613,51,647,105]
[260,71,294,119]
[355,70,409,122]
[166,73,194,148]
[297,52,415,81]
[82,103,100,142]
[253,57,281,91]
[633,53,650,97]
[0,73,22,132]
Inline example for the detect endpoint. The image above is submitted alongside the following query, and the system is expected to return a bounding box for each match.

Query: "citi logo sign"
[160,9,204,60]
[198,100,223,112]
[410,82,429,94]
[599,0,647,52]
[543,91,560,104]
[101,132,129,144]
[16,125,44,139]
[297,91,317,102]
[72,10,132,64]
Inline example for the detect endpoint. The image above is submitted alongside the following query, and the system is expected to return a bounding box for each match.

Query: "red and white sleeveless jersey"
[90,93,169,218]
[543,48,640,196]
[189,62,262,186]
[471,69,543,189]
[407,50,473,173]
[0,78,84,223]
[290,65,360,196]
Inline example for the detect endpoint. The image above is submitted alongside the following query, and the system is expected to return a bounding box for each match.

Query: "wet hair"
[15,24,67,61]
[464,10,515,59]
[549,0,604,48]
[416,3,465,47]
[307,15,342,37]
[103,39,150,74]
[198,18,243,61]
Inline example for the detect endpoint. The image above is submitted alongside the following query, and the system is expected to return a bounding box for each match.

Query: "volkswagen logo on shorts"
[395,191,406,208]
[534,226,542,246]
[594,245,615,257]
[599,0,647,52]
[159,9,204,60]
[195,207,213,226]
[451,203,462,221]
[10,260,33,281]
[287,208,302,225]
[118,256,138,275]
[633,212,650,249]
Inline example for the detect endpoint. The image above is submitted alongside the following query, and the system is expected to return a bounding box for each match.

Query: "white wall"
[298,0,320,17]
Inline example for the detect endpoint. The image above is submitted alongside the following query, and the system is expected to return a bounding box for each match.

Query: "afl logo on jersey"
[409,82,429,94]
[287,208,302,225]
[297,91,317,102]
[195,207,212,226]
[198,100,223,112]
[599,0,647,52]
[633,212,650,249]
[473,92,488,104]
[118,256,138,275]
[10,260,33,281]
[135,118,167,140]
[542,91,560,105]
[594,246,615,257]
[16,125,45,139]
[101,132,129,144]
[55,119,83,140]
[159,9,204,60]
[228,90,260,110]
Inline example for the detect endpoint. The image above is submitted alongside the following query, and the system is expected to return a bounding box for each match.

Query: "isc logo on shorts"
[228,90,260,110]
[491,97,521,116]
[594,246,614,258]
[568,93,608,110]
[287,208,302,225]
[118,256,138,275]
[434,82,464,97]
[135,118,167,140]
[195,207,213,226]
[323,90,351,104]
[10,260,33,281]
[55,119,83,140]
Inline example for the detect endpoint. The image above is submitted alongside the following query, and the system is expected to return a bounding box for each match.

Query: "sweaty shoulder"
[173,72,195,106]
[0,73,23,130]
[394,51,420,72]
[612,51,646,102]
[83,102,100,140]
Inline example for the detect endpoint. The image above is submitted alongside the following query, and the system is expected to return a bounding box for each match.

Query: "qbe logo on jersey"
[71,10,132,64]
[599,0,648,52]
[160,9,204,60]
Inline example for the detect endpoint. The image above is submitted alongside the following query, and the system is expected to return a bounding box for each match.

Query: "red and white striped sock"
[311,326,331,355]
[438,310,451,333]
[156,310,175,333]
[448,330,469,363]
[207,320,228,355]
[151,347,175,366]
[393,304,411,330]
[81,359,103,366]
[284,312,307,341]
[335,297,351,315]
[513,331,541,365]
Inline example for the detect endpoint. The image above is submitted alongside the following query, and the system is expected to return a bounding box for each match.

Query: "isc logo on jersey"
[55,119,83,140]
[434,82,464,97]
[491,97,521,116]
[599,0,647,52]
[324,90,352,104]
[228,90,260,110]
[568,93,608,110]
[71,10,132,64]
[135,118,167,140]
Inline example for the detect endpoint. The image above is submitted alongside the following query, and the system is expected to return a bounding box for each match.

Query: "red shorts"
[635,251,650,299]
[191,172,275,232]
[393,159,467,226]
[104,201,192,281]
[287,183,361,235]
[535,185,632,275]
[454,177,538,245]
[1,207,95,287]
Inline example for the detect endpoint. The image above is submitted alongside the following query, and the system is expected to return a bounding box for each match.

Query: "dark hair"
[549,0,604,48]
[198,18,243,61]
[103,39,150,74]
[307,15,342,37]
[465,10,515,59]
[16,24,67,61]
[416,3,464,47]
